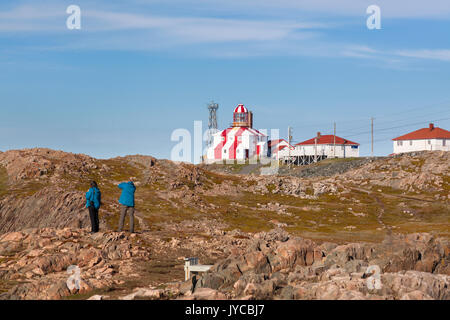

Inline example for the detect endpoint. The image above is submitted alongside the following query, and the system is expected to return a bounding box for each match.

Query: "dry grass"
[0,166,8,197]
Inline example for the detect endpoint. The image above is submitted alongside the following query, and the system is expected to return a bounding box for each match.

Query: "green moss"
[441,175,450,192]
[266,183,276,193]
[411,158,425,168]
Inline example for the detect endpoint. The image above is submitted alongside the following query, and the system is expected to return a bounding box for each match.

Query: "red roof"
[392,123,450,141]
[268,139,294,149]
[268,139,286,147]
[296,134,359,146]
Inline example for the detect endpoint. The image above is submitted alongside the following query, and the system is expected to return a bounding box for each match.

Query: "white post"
[184,258,191,281]
[333,122,336,158]
[314,138,317,163]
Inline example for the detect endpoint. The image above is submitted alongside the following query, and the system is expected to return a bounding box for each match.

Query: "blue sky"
[1,0,450,161]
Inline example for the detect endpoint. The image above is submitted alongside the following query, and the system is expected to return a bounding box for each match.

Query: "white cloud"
[395,49,450,62]
[84,11,326,43]
[0,1,449,68]
[259,0,450,18]
[0,4,326,45]
[131,0,450,18]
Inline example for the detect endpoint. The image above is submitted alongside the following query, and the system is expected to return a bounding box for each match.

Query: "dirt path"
[346,185,393,236]
[238,163,264,175]
[352,185,434,203]
[371,194,392,235]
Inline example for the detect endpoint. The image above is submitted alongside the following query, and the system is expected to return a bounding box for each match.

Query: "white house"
[392,123,450,154]
[205,104,268,162]
[293,132,360,158]
[268,139,294,160]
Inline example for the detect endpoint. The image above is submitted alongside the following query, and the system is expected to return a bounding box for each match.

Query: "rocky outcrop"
[281,158,375,178]
[188,231,449,300]
[0,148,98,183]
[0,187,88,234]
[0,226,448,300]
[0,228,151,300]
[333,151,450,195]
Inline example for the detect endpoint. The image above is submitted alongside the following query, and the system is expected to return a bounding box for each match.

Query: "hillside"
[0,148,448,300]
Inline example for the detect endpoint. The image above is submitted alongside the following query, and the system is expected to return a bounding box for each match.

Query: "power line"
[371,117,374,158]
[372,98,450,120]
[289,99,450,139]
[342,116,450,138]
[278,100,450,149]
[337,108,450,136]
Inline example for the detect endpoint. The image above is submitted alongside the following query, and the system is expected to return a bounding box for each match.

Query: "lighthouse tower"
[232,104,253,128]
[205,104,267,162]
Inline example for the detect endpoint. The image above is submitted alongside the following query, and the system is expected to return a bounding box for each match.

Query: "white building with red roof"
[205,104,268,162]
[268,139,294,160]
[392,123,450,154]
[294,132,359,158]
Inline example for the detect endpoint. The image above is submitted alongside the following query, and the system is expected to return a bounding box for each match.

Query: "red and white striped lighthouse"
[206,104,267,162]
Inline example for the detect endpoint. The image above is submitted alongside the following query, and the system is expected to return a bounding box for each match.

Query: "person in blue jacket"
[85,181,101,233]
[118,178,136,233]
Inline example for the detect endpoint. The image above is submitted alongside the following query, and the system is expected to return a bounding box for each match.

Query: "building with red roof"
[392,123,450,154]
[268,139,294,160]
[293,132,359,158]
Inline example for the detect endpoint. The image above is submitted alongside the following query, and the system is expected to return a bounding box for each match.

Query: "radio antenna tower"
[207,101,219,147]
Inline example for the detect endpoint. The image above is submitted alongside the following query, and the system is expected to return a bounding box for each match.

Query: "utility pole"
[314,137,317,163]
[333,122,336,158]
[371,117,374,158]
[288,126,293,168]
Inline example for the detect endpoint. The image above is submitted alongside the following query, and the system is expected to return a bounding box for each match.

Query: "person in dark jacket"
[85,181,101,233]
[118,178,136,233]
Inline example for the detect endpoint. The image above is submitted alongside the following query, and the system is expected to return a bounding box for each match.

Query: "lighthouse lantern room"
[232,104,253,128]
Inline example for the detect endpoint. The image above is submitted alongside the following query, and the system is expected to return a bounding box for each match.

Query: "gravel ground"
[277,157,386,178]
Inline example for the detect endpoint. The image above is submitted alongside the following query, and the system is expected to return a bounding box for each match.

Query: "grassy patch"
[0,166,8,197]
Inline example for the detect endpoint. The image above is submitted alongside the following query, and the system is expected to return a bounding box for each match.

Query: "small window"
[444,140,447,146]
[428,140,431,145]
[409,140,413,146]
[397,141,402,146]
[223,149,227,154]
